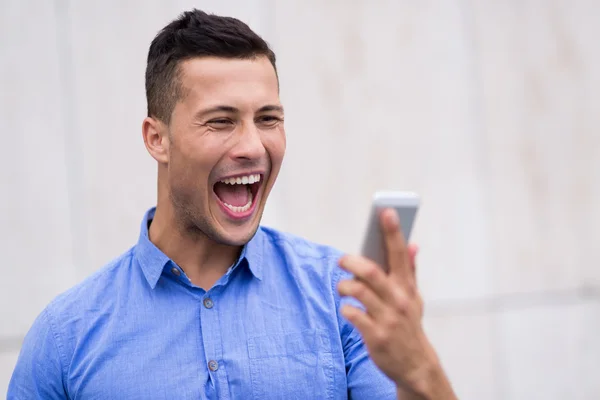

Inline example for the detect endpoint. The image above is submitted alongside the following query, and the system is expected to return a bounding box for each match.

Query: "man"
[9,9,457,400]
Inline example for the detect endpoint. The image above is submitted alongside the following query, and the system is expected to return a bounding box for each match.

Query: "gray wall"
[1,1,599,398]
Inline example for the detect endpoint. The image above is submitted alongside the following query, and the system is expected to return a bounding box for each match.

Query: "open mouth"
[213,173,262,218]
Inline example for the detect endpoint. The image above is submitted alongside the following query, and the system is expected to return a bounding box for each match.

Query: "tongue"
[214,183,250,207]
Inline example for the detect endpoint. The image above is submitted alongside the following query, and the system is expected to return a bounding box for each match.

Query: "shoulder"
[38,248,137,343]
[13,248,137,389]
[256,226,352,291]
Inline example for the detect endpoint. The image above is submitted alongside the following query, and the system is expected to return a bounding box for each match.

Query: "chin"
[215,220,261,246]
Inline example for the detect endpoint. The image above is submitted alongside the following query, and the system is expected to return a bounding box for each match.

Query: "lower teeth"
[223,190,253,213]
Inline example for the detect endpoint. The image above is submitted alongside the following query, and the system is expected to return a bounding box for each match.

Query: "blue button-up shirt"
[9,208,397,399]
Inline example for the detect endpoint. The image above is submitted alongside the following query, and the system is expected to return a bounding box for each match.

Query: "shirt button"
[203,298,214,309]
[208,360,218,371]
[171,267,181,277]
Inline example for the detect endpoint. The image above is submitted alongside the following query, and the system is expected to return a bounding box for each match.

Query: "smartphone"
[360,191,420,272]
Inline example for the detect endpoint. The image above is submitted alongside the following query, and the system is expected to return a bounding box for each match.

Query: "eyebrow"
[194,104,284,119]
[257,105,285,113]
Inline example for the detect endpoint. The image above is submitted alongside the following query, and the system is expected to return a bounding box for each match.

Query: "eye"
[257,115,283,127]
[206,118,234,129]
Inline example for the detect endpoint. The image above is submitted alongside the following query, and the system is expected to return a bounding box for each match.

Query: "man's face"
[164,56,285,245]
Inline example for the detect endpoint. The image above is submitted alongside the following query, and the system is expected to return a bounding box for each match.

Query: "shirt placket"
[200,286,230,400]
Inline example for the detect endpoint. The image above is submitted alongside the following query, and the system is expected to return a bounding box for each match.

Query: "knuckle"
[364,263,381,281]
[384,227,402,244]
[389,233,403,248]
[404,281,417,297]
[383,314,400,332]
[372,328,390,349]
[392,290,410,314]
[352,281,366,297]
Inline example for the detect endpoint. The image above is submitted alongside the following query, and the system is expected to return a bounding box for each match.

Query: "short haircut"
[145,9,277,124]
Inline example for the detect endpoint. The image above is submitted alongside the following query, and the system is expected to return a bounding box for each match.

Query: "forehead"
[177,56,280,110]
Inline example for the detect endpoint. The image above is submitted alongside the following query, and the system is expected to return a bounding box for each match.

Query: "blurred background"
[1,0,599,398]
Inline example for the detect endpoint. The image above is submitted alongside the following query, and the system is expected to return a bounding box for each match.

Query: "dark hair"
[145,9,277,124]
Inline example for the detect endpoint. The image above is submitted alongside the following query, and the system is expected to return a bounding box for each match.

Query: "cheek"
[174,133,221,170]
[168,142,214,193]
[264,128,286,164]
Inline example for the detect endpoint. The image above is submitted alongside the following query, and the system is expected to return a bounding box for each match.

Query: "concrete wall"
[1,1,599,398]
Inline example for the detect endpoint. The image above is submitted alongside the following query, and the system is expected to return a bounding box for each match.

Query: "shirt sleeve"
[7,307,68,399]
[332,265,398,399]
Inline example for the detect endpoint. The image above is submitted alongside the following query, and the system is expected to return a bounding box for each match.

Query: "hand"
[337,208,456,399]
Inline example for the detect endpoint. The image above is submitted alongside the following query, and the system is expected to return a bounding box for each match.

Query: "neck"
[148,202,241,290]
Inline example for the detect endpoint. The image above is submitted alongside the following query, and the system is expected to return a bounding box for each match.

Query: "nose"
[230,122,266,161]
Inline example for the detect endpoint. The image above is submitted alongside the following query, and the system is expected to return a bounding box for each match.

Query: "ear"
[142,117,169,164]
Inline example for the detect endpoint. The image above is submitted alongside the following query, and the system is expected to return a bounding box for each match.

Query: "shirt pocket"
[247,329,334,400]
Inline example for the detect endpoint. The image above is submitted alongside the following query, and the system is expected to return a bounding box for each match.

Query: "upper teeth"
[220,174,261,185]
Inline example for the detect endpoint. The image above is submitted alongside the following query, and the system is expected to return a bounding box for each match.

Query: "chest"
[66,280,348,400]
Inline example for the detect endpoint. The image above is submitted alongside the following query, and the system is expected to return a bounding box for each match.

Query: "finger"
[380,208,412,284]
[408,243,419,260]
[407,243,419,283]
[338,255,393,302]
[340,304,376,336]
[337,278,387,318]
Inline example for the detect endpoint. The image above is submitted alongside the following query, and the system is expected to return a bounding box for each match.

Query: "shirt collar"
[134,207,263,289]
